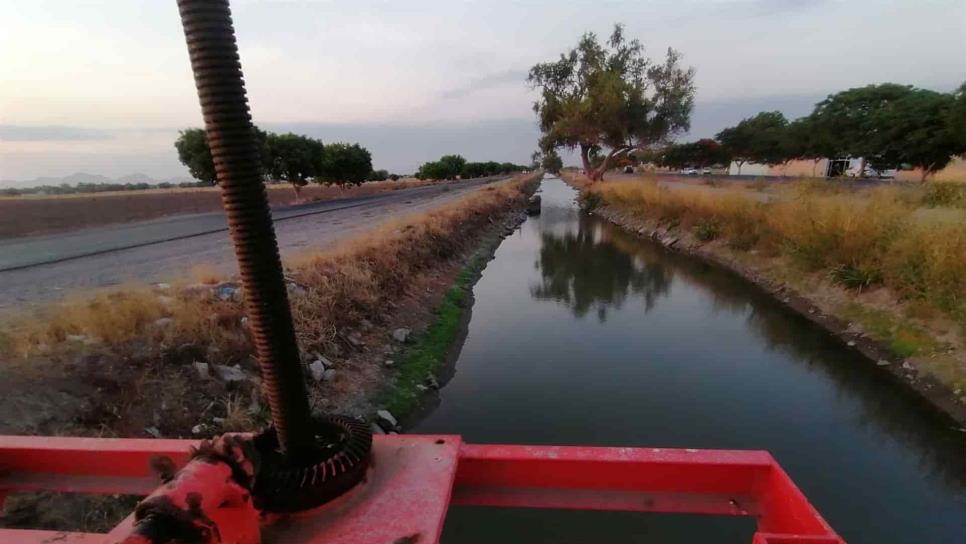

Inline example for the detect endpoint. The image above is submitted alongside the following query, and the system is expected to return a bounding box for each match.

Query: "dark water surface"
[413,178,966,544]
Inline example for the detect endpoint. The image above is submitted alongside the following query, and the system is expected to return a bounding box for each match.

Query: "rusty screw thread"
[176,0,315,463]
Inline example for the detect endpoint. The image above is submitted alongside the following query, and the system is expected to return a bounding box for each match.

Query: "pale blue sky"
[1,0,963,182]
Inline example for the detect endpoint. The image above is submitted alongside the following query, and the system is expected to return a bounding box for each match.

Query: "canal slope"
[414,177,966,544]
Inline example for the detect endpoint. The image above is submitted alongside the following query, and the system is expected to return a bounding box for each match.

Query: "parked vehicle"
[702,167,712,175]
[680,167,698,175]
[623,165,635,174]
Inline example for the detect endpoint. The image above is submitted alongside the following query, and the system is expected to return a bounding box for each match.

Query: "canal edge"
[567,184,966,429]
[378,176,541,430]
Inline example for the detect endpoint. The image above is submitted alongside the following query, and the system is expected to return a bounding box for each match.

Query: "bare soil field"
[0,178,431,239]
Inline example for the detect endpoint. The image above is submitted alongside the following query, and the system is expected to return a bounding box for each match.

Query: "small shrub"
[694,220,721,241]
[579,191,603,212]
[921,182,966,208]
[829,263,881,290]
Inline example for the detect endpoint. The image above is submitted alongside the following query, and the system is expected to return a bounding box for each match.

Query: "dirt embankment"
[0,172,540,531]
[0,178,433,239]
[560,171,966,427]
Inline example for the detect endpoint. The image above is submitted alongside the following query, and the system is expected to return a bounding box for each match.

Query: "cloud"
[439,69,529,100]
[0,125,113,142]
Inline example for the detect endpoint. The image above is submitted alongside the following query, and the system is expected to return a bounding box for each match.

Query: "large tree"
[809,83,917,176]
[529,24,696,181]
[175,127,270,185]
[788,115,837,177]
[265,133,324,198]
[174,128,216,184]
[317,143,373,187]
[871,87,966,181]
[715,112,787,175]
[416,154,467,180]
[541,149,564,173]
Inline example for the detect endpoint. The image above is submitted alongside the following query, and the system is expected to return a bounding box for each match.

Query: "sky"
[1,0,963,183]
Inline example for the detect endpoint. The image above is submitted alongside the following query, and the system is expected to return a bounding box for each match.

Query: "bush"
[829,263,881,290]
[694,220,721,241]
[368,169,389,181]
[579,191,603,212]
[921,182,966,208]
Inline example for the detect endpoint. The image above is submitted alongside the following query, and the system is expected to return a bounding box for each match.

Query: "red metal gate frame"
[0,435,844,543]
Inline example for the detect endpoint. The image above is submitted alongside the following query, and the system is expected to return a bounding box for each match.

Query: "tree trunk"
[811,159,819,178]
[580,144,594,181]
[857,157,866,178]
[292,183,302,203]
[737,161,744,176]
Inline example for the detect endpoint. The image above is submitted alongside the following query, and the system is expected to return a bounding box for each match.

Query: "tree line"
[175,128,388,194]
[649,83,966,180]
[0,181,214,197]
[528,24,965,182]
[414,155,528,180]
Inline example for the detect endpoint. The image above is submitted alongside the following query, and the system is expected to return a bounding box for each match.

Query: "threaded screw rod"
[176,0,315,463]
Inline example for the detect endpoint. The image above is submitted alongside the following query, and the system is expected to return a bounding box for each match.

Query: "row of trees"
[414,155,527,180]
[652,83,966,180]
[528,24,965,182]
[0,180,214,197]
[174,128,380,192]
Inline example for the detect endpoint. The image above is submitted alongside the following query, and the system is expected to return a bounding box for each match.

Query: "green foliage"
[381,240,500,416]
[578,191,603,212]
[694,220,721,241]
[417,154,466,180]
[871,88,966,180]
[829,263,881,290]
[839,303,943,358]
[317,143,373,186]
[541,149,564,173]
[265,133,324,186]
[715,112,788,171]
[810,84,916,162]
[388,174,401,181]
[175,127,271,185]
[416,156,525,180]
[921,182,966,208]
[659,138,730,168]
[368,169,389,181]
[174,128,217,184]
[529,23,695,180]
[711,82,966,180]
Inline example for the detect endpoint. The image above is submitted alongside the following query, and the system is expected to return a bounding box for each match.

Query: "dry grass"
[0,173,538,436]
[285,178,535,355]
[189,264,223,285]
[590,178,966,330]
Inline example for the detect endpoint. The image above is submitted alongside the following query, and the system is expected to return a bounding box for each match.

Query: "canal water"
[413,177,966,544]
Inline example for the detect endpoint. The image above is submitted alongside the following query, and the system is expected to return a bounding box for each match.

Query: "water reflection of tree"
[531,217,671,321]
[535,210,966,489]
[598,218,966,490]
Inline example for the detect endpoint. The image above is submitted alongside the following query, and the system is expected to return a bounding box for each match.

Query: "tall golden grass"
[591,179,966,327]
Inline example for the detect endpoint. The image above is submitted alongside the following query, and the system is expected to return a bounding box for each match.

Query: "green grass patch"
[380,243,494,417]
[839,303,944,358]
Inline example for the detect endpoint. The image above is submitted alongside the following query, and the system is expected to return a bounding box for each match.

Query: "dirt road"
[0,176,505,310]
